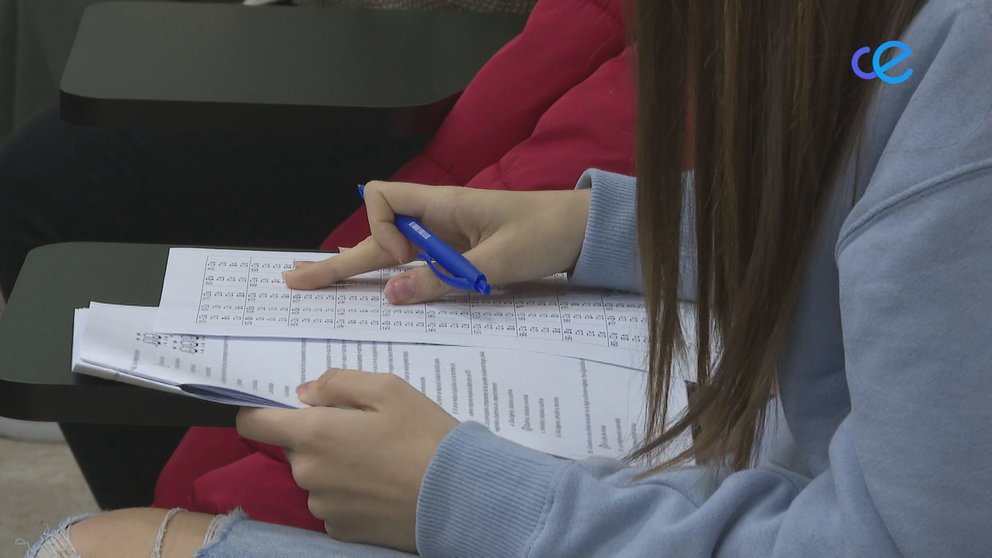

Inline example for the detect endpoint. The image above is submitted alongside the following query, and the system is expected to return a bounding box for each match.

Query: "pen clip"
[415,252,476,292]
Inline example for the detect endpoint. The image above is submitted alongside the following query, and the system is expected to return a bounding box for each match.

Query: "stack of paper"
[73,248,692,461]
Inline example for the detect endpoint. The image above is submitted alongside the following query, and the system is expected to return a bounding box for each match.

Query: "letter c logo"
[852,46,876,80]
[852,41,913,84]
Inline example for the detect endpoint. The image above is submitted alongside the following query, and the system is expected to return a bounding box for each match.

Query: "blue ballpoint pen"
[357,185,492,295]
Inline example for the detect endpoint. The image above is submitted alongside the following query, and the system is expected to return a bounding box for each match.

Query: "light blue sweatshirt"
[416,1,992,556]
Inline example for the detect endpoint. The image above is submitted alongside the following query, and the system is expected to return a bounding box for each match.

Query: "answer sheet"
[156,248,650,368]
[80,303,691,461]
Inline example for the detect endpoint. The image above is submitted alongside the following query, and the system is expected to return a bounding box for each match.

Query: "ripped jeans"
[24,508,416,558]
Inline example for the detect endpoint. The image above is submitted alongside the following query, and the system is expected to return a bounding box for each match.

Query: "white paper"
[73,309,187,396]
[79,303,692,461]
[156,248,651,368]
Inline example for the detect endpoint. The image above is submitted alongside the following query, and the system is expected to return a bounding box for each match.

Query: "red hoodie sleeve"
[322,1,632,249]
[466,46,635,193]
[393,0,627,186]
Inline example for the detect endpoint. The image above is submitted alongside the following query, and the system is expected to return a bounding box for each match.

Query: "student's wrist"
[564,188,593,272]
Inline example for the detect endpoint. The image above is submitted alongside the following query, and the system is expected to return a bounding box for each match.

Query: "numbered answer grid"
[195,255,647,351]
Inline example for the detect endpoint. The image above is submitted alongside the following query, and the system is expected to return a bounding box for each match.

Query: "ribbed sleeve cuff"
[416,422,569,557]
[570,169,642,292]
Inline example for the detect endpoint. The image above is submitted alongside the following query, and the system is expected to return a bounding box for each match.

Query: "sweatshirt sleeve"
[568,169,642,292]
[415,165,992,557]
[570,169,696,300]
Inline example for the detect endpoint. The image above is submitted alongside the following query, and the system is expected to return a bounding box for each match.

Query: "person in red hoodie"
[152,0,636,532]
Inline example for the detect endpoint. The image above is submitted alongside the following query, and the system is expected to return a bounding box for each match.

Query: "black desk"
[59,2,525,133]
[0,242,243,426]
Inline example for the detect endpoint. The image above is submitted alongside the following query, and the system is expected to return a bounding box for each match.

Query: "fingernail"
[384,277,414,303]
[293,261,315,270]
[296,381,313,395]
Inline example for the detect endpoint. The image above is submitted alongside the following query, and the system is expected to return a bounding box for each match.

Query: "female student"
[27,0,992,555]
[0,0,634,513]
[152,0,637,527]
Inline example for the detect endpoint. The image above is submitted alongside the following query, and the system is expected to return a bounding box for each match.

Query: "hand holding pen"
[283,181,592,305]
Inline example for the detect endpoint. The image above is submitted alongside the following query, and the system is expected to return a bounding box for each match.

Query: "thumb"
[382,237,517,304]
[297,368,383,408]
[383,266,453,305]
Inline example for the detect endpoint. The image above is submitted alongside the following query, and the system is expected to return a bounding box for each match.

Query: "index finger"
[362,181,463,262]
[362,180,460,219]
[283,236,398,290]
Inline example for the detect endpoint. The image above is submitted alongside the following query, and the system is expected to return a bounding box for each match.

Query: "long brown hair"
[632,0,926,470]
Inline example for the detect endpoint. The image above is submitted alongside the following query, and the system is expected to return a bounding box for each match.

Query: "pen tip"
[477,278,492,296]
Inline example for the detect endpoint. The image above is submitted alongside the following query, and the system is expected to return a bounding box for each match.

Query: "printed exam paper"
[78,303,692,461]
[155,248,651,368]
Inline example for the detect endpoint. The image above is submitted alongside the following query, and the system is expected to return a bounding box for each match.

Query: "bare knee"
[64,508,215,558]
[68,508,161,556]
